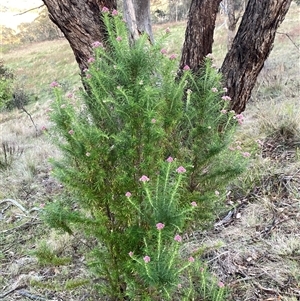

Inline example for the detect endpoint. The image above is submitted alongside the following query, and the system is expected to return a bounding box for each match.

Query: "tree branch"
[14,5,44,16]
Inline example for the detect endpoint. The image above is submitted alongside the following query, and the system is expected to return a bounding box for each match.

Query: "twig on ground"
[0,199,41,215]
[18,289,48,301]
[0,285,26,298]
[0,199,28,213]
[1,220,41,234]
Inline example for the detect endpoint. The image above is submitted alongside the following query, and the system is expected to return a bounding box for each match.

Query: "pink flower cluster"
[221,95,231,101]
[174,234,182,242]
[176,166,186,173]
[139,175,150,182]
[156,223,165,230]
[143,255,151,263]
[169,54,177,60]
[50,81,59,88]
[166,156,173,163]
[235,113,244,125]
[88,57,95,63]
[92,41,103,48]
[101,6,109,13]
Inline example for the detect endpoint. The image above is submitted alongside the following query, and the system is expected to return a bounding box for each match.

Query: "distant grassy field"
[0,3,299,301]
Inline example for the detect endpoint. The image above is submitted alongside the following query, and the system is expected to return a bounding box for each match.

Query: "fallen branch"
[0,199,28,213]
[18,289,48,301]
[0,199,41,215]
[1,220,41,234]
[0,284,26,298]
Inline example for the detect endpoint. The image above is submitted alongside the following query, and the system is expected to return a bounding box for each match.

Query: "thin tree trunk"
[225,0,236,50]
[42,0,116,73]
[220,0,292,114]
[123,0,140,43]
[134,0,154,43]
[123,0,154,44]
[179,0,222,70]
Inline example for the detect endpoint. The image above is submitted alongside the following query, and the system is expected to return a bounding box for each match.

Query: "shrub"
[44,9,248,300]
[0,61,14,111]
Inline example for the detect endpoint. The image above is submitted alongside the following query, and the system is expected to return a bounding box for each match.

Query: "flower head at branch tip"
[92,41,103,48]
[160,48,167,54]
[125,192,132,197]
[156,223,165,230]
[101,6,109,13]
[129,251,133,257]
[222,95,231,101]
[235,113,244,125]
[188,256,195,263]
[112,9,118,16]
[174,234,182,242]
[139,175,150,182]
[143,255,150,263]
[218,281,225,288]
[50,81,59,88]
[183,65,190,71]
[206,53,213,59]
[169,53,177,60]
[211,87,218,93]
[68,129,74,135]
[166,156,173,163]
[116,36,122,41]
[88,57,95,64]
[191,201,197,207]
[151,118,156,123]
[165,27,170,34]
[176,166,186,173]
[242,152,251,158]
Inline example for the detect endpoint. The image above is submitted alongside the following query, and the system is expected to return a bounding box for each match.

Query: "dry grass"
[1,4,300,301]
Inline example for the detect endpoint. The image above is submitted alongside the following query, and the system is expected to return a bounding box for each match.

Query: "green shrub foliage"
[0,61,14,111]
[46,9,248,300]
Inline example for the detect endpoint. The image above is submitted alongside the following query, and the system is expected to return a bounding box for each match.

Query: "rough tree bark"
[42,0,117,73]
[220,0,292,113]
[179,0,222,70]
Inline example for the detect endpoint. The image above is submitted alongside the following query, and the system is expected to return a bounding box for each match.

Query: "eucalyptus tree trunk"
[179,0,222,70]
[42,0,117,73]
[123,0,154,44]
[220,0,292,113]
